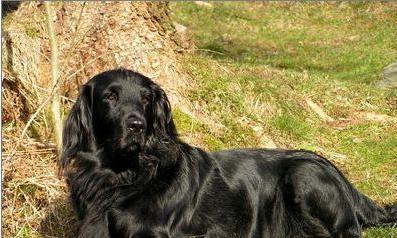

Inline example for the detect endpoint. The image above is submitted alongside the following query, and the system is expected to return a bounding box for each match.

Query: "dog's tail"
[319,153,396,228]
[355,192,397,228]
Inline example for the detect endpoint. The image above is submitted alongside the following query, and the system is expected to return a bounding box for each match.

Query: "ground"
[2,2,397,238]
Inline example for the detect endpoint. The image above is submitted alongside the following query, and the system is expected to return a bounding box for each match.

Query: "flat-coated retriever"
[61,68,396,238]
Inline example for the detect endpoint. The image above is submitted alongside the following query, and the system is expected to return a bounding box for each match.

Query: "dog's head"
[60,69,177,170]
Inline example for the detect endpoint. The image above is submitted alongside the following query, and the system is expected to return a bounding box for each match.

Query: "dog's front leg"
[73,214,112,238]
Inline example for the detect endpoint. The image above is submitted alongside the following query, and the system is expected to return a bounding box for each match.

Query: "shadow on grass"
[39,198,76,238]
[198,37,336,74]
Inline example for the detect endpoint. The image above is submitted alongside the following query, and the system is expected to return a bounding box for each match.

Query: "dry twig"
[45,2,63,154]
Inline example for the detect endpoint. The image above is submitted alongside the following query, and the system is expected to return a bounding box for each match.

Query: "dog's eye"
[141,94,150,104]
[105,92,117,101]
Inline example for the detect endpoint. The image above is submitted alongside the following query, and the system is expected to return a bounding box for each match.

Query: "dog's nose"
[130,120,144,128]
[126,114,145,131]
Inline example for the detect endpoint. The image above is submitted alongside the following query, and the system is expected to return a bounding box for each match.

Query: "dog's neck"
[99,147,140,173]
[133,145,216,227]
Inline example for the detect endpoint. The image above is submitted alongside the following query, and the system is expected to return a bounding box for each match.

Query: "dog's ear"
[150,84,177,139]
[60,84,96,169]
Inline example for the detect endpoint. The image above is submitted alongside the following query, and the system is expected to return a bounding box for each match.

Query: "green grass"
[173,2,397,84]
[15,227,34,238]
[271,113,312,141]
[172,108,206,134]
[171,2,397,237]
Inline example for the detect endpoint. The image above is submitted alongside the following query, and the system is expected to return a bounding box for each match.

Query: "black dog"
[61,69,396,238]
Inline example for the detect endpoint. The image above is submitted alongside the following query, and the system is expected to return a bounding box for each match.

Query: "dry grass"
[2,128,73,237]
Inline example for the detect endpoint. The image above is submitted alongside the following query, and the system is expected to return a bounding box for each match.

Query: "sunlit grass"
[172,2,397,237]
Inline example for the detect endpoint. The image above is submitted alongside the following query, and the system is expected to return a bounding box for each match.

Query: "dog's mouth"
[122,142,141,153]
[119,133,146,153]
[117,138,139,150]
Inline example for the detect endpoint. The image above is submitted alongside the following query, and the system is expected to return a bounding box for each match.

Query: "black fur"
[61,69,397,238]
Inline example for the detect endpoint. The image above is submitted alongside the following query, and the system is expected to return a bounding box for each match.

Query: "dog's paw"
[117,170,137,184]
[137,154,159,183]
[138,153,158,161]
